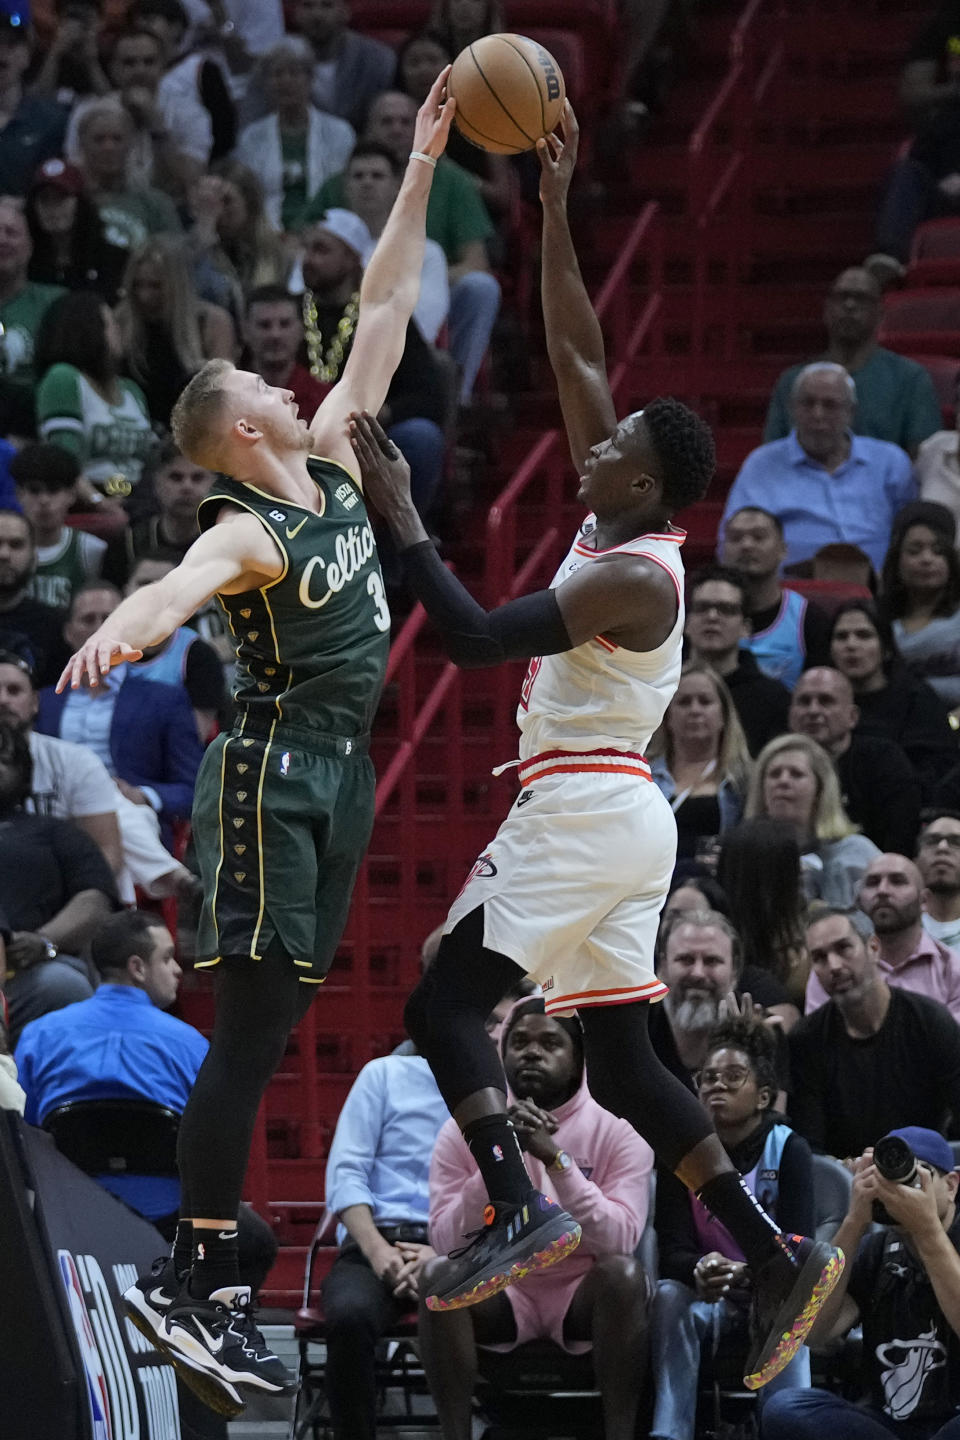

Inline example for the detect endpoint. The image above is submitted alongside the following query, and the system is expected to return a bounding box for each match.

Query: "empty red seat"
[907,219,960,287]
[910,354,960,425]
[783,578,873,617]
[350,1,429,29]
[522,28,588,109]
[879,289,960,358]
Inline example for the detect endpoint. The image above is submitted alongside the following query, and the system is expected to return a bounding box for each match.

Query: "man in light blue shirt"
[720,363,916,574]
[321,1049,451,1440]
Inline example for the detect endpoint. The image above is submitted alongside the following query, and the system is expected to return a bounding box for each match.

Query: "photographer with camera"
[762,1127,960,1439]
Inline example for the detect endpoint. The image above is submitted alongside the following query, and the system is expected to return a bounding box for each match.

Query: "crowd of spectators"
[4,3,960,1438]
[0,0,521,681]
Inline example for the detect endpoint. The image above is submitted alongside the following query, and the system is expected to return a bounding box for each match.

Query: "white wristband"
[409,150,437,170]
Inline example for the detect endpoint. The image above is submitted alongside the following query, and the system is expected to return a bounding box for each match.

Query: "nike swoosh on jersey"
[285,517,308,539]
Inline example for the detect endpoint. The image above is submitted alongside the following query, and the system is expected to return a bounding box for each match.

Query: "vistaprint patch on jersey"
[335,482,359,511]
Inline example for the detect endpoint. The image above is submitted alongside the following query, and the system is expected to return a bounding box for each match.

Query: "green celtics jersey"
[198,456,390,737]
[27,526,106,610]
[0,281,64,386]
[36,364,155,495]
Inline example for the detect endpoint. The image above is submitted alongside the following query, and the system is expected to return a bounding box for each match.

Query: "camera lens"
[874,1135,916,1184]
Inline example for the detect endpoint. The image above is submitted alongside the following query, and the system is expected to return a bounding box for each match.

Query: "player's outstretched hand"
[349,410,413,514]
[413,65,456,162]
[56,634,143,692]
[537,100,579,207]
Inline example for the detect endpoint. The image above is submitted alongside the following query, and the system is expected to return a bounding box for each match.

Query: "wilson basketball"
[448,33,566,155]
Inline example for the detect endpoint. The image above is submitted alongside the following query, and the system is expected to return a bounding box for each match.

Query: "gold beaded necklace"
[302,288,360,383]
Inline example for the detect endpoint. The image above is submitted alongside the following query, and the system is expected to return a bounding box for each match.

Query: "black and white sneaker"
[163,1285,297,1396]
[123,1260,245,1418]
[425,1192,581,1311]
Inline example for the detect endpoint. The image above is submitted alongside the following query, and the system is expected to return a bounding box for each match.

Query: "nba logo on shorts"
[280,751,291,776]
[492,1145,504,1162]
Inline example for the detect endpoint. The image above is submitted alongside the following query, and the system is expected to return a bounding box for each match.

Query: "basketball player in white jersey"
[348,103,843,1392]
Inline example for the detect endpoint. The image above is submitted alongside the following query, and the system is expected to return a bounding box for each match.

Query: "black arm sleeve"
[400,541,573,668]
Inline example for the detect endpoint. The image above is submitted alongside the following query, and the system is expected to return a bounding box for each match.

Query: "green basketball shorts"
[192,724,374,981]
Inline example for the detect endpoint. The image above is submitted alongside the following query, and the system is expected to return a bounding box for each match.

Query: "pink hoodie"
[429,1014,654,1291]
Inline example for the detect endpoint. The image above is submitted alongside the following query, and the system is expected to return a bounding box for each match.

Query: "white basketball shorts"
[443,750,677,1016]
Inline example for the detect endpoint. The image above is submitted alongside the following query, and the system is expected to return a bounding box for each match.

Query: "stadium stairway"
[179,0,931,1307]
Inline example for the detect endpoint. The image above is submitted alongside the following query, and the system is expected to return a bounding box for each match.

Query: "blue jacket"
[649,755,745,834]
[36,672,202,823]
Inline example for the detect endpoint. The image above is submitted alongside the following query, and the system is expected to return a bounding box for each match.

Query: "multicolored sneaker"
[122,1260,245,1418]
[743,1234,845,1390]
[163,1285,297,1397]
[425,1192,581,1312]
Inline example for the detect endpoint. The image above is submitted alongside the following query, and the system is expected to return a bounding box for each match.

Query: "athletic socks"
[173,1220,194,1284]
[188,1227,240,1300]
[695,1171,789,1273]
[463,1113,536,1206]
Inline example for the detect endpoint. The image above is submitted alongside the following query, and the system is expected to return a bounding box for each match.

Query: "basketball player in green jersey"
[56,69,456,1417]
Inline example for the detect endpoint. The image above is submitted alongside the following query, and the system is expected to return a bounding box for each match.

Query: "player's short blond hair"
[170,359,236,470]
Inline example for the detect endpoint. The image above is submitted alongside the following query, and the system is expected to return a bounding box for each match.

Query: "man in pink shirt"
[418,998,654,1440]
[806,853,960,1021]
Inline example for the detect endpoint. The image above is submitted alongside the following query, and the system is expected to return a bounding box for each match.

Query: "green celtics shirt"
[36,363,155,495]
[0,280,64,386]
[27,526,106,610]
[198,456,390,737]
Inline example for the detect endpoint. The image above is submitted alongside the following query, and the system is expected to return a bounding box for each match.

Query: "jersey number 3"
[367,572,391,632]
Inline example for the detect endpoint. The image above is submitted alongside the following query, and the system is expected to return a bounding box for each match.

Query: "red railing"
[248,0,770,1230]
[686,1,784,401]
[246,603,466,1219]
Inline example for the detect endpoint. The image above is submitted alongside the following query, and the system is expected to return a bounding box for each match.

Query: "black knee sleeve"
[178,951,316,1218]
[404,908,527,1113]
[579,1002,713,1172]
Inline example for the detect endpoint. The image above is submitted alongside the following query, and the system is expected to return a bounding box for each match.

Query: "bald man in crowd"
[720,364,916,573]
[762,266,941,454]
[788,667,921,853]
[805,853,960,1020]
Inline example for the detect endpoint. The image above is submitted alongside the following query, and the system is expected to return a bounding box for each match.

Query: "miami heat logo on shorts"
[454,851,498,902]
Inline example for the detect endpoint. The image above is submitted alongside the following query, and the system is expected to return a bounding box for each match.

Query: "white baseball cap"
[311,208,373,264]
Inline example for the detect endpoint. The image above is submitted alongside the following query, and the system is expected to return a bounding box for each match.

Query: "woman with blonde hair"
[746,733,879,920]
[649,662,752,862]
[116,236,236,425]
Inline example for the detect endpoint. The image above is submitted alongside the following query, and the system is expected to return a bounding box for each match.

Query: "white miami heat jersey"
[517,516,686,759]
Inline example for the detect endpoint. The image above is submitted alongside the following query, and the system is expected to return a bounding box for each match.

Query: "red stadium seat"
[907,219,960,287]
[783,578,873,616]
[910,354,960,425]
[879,289,960,358]
[350,1,429,28]
[522,28,588,110]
